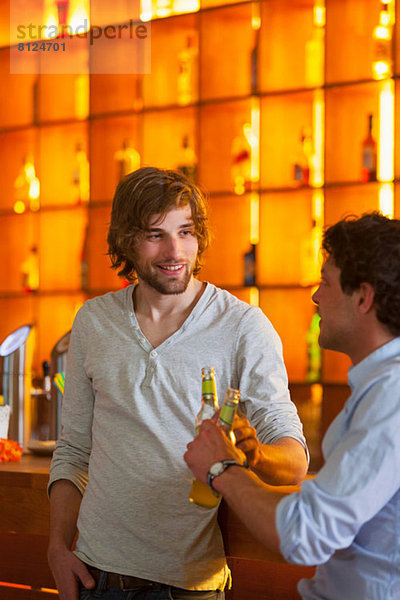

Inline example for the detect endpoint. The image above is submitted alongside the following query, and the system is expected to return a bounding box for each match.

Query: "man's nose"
[164,236,182,258]
[312,288,320,305]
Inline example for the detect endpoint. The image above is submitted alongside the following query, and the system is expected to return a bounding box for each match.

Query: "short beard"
[135,263,193,295]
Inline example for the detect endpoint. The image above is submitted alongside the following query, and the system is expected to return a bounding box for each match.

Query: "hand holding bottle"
[185,419,246,488]
[232,413,262,468]
[189,383,240,508]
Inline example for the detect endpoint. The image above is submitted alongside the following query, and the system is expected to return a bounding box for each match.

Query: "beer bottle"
[190,386,241,509]
[195,366,219,432]
[189,367,219,508]
[219,387,241,443]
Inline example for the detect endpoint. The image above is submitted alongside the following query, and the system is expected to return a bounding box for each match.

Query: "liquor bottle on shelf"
[372,2,393,80]
[361,114,377,183]
[306,309,321,382]
[72,142,90,204]
[177,135,197,182]
[250,0,261,94]
[177,35,198,106]
[21,245,39,294]
[32,77,40,125]
[55,0,69,26]
[231,123,252,195]
[80,223,89,292]
[305,1,325,88]
[190,387,241,508]
[300,218,322,287]
[74,74,89,120]
[243,244,256,286]
[293,127,312,187]
[13,154,40,214]
[114,139,141,183]
[133,76,144,112]
[250,26,260,94]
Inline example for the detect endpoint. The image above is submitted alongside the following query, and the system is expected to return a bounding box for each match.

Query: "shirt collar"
[348,337,400,391]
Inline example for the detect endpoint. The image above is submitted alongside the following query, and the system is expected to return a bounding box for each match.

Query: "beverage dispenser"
[0,324,35,448]
[50,329,71,439]
[28,330,71,454]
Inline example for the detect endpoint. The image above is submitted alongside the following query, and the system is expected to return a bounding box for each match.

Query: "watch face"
[209,461,225,477]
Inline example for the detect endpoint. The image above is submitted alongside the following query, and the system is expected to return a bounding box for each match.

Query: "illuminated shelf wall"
[0,0,398,390]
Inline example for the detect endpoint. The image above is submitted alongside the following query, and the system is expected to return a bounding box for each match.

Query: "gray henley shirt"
[49,282,306,590]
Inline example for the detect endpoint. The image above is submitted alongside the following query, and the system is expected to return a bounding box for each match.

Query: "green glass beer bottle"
[190,385,241,508]
[219,387,241,443]
[189,367,219,508]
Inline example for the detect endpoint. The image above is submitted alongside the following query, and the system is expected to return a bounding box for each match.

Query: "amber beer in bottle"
[190,386,241,508]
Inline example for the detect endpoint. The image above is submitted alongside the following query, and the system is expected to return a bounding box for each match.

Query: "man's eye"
[147,233,161,240]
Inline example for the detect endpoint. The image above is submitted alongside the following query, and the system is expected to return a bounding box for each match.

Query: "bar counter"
[0,456,314,600]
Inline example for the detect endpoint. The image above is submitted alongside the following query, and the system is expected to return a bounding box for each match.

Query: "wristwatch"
[207,459,249,491]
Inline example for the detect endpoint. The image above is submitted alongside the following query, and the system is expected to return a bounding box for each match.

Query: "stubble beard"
[318,323,347,355]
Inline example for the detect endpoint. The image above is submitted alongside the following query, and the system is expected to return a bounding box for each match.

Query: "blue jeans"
[80,583,224,600]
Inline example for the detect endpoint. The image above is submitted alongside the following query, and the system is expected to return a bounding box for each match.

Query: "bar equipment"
[28,330,71,454]
[0,324,35,447]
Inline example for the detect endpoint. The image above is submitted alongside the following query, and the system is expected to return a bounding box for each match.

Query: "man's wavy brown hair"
[107,167,210,282]
[323,212,400,336]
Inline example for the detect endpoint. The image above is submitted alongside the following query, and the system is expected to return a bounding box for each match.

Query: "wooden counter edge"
[0,455,313,565]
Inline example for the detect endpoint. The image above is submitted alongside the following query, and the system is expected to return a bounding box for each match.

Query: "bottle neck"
[202,393,218,409]
[367,115,373,136]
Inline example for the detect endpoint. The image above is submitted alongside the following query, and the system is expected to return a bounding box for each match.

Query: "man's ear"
[357,282,375,314]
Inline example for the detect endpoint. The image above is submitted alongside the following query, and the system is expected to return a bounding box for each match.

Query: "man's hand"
[47,545,95,600]
[184,419,246,484]
[232,413,262,468]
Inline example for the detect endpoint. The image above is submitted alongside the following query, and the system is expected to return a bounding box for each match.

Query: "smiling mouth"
[157,264,184,273]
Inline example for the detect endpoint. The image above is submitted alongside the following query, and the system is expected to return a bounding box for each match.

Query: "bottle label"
[293,163,303,182]
[219,404,236,430]
[202,380,216,395]
[362,147,375,170]
[362,147,377,182]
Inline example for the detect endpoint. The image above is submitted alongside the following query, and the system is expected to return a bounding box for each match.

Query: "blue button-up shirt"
[276,337,400,599]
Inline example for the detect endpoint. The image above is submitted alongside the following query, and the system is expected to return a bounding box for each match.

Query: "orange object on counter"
[0,438,23,462]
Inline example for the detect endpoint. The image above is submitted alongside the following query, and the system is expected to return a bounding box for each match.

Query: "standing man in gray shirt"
[48,166,308,600]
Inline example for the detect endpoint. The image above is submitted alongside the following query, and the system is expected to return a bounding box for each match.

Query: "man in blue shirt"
[184,212,400,599]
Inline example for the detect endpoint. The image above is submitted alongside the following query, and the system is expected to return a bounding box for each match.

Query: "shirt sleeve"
[235,306,307,452]
[48,306,94,496]
[276,372,400,566]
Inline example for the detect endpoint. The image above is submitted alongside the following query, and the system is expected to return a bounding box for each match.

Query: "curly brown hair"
[107,167,210,282]
[323,212,400,336]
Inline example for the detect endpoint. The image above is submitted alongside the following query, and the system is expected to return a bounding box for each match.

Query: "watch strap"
[207,458,249,491]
